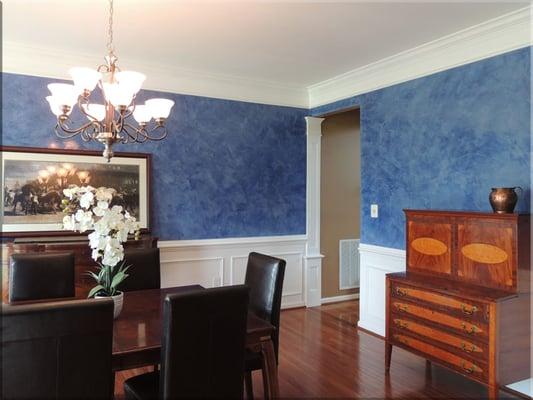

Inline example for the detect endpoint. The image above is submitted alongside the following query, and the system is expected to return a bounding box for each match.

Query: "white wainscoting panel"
[358,243,406,337]
[159,235,307,309]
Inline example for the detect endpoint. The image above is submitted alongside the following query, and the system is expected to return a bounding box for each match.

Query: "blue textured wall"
[312,47,531,249]
[3,48,530,246]
[2,73,308,240]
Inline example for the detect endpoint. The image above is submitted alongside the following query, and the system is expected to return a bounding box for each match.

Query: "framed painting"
[1,146,151,237]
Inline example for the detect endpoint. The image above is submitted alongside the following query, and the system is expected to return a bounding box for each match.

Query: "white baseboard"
[321,293,359,304]
[158,235,308,309]
[358,243,406,337]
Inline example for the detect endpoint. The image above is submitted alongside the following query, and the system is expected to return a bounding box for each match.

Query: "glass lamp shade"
[46,96,72,116]
[132,105,152,124]
[69,67,101,92]
[81,104,106,121]
[145,99,174,119]
[47,83,80,108]
[103,83,134,107]
[116,71,146,95]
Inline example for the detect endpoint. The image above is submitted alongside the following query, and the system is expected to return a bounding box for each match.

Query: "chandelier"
[46,0,174,161]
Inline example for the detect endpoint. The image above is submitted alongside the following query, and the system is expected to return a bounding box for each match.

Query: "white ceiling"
[3,1,527,88]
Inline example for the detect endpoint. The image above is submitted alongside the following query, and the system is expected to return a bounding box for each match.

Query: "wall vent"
[339,239,360,290]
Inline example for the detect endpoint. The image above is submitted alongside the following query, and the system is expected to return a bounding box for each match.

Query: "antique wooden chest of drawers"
[385,210,530,399]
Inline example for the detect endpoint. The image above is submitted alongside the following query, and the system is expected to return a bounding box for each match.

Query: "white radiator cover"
[339,238,360,290]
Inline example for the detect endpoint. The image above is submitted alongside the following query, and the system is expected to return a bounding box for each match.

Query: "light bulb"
[116,71,146,95]
[47,83,80,108]
[69,67,101,92]
[81,104,106,121]
[132,105,152,124]
[145,98,174,119]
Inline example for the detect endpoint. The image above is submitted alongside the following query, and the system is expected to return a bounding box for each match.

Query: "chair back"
[1,298,114,400]
[118,247,161,292]
[244,252,286,358]
[9,252,75,303]
[160,286,249,399]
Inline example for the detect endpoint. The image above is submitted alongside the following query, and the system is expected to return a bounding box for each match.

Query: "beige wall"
[320,109,360,298]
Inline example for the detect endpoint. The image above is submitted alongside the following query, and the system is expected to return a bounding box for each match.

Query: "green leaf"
[88,285,105,298]
[85,271,100,282]
[110,271,128,290]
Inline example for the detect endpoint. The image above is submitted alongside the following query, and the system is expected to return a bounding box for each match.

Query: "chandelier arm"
[143,123,169,141]
[80,125,100,142]
[78,97,104,124]
[54,124,81,140]
[56,118,98,137]
[97,64,111,73]
[123,99,135,120]
[122,123,149,144]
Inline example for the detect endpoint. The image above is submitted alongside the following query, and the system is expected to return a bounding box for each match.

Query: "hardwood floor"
[115,301,521,399]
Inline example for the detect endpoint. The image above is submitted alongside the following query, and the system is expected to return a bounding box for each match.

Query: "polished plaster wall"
[312,47,531,249]
[2,73,308,240]
[3,47,530,247]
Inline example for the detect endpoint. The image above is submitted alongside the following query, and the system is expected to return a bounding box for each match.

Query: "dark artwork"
[3,160,140,225]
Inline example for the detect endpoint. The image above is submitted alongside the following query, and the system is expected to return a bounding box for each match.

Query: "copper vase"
[489,187,522,214]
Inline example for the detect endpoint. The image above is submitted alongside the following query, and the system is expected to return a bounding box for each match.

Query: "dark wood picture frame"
[1,145,152,238]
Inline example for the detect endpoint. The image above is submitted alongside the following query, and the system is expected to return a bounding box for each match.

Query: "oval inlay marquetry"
[461,243,508,264]
[411,237,448,256]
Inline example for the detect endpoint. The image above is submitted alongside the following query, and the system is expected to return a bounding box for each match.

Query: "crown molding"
[2,41,309,109]
[3,6,531,111]
[308,6,532,109]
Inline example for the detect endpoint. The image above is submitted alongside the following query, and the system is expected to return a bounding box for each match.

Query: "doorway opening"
[319,108,361,306]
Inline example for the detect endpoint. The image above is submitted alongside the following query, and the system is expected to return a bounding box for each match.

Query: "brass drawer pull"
[461,304,478,315]
[395,287,408,297]
[395,304,409,312]
[461,322,478,334]
[461,361,477,374]
[394,320,409,329]
[460,342,477,353]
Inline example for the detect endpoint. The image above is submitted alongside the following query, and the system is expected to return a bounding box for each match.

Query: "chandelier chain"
[107,0,115,55]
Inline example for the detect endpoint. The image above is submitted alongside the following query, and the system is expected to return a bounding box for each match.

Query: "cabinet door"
[457,220,515,290]
[407,218,452,276]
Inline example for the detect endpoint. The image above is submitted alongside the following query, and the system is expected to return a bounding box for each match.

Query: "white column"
[304,116,324,307]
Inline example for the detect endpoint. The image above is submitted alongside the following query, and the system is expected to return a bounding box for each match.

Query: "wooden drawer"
[391,282,489,323]
[390,316,487,362]
[391,299,488,342]
[391,333,487,383]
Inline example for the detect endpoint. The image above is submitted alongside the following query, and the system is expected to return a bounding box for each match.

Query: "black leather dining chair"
[1,298,114,400]
[119,247,161,292]
[124,285,250,400]
[243,252,286,399]
[9,252,75,303]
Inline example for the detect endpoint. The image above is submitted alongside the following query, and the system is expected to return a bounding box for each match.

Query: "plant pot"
[95,291,124,319]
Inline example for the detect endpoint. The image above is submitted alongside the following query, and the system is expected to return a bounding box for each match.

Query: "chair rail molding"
[304,116,325,307]
[158,235,307,309]
[358,243,406,337]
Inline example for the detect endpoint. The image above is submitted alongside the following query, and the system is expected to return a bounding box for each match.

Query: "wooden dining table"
[112,285,280,398]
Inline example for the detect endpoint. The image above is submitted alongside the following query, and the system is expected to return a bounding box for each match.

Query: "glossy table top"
[113,286,274,356]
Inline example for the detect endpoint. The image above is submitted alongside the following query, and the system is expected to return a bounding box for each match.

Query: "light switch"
[371,204,379,218]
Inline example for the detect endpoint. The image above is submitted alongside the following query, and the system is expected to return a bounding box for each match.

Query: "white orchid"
[79,190,95,209]
[61,185,141,268]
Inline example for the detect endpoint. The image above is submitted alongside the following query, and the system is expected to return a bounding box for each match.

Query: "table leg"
[385,342,392,373]
[260,338,279,399]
